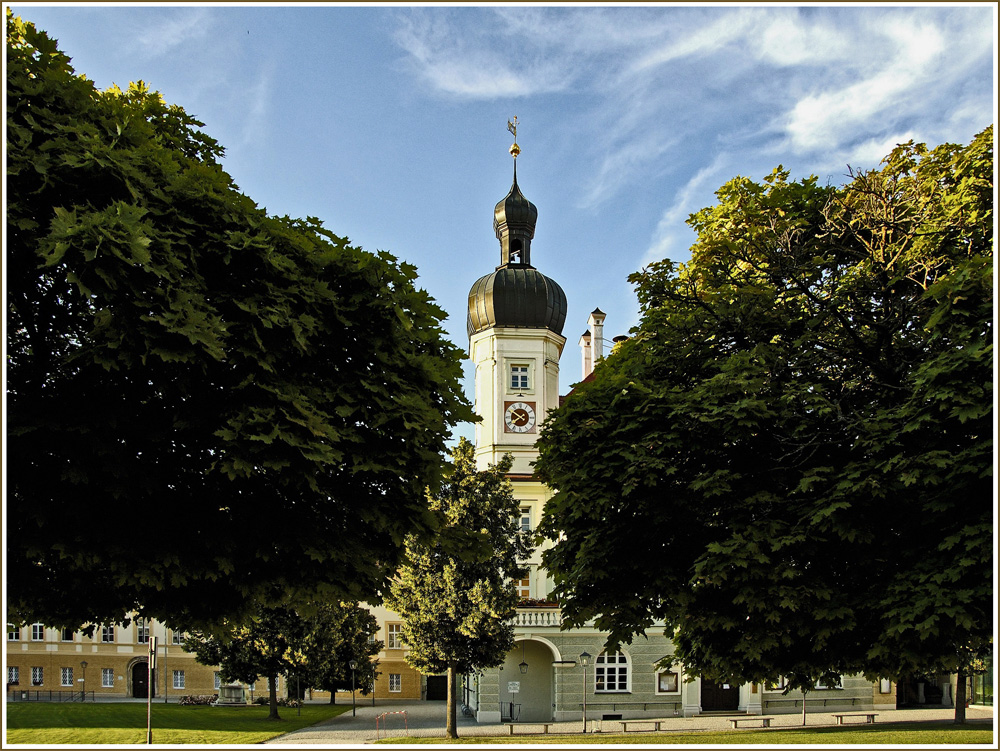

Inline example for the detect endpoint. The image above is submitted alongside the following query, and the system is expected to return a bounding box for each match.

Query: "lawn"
[5,701,350,744]
[380,722,994,745]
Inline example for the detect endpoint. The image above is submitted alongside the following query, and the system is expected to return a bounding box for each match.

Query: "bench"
[503,723,553,735]
[618,720,663,732]
[833,713,878,725]
[729,717,772,729]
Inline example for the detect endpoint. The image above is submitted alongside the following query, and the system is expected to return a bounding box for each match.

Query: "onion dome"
[493,169,538,265]
[468,132,566,338]
[467,265,567,337]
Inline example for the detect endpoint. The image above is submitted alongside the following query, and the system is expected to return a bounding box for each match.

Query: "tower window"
[510,365,529,391]
[509,239,523,264]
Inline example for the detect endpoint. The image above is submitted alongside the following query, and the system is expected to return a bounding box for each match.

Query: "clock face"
[504,401,536,434]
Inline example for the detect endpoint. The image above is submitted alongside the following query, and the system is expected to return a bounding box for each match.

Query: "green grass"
[5,701,351,744]
[379,722,994,744]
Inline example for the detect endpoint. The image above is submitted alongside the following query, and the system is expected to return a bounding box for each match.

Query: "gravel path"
[264,700,994,744]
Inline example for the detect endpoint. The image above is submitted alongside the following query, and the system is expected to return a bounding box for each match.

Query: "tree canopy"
[297,602,382,702]
[184,601,378,719]
[535,127,993,701]
[386,438,531,737]
[6,12,474,630]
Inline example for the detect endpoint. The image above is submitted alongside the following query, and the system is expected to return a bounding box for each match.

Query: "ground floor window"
[173,670,185,689]
[214,672,221,689]
[31,667,43,685]
[815,675,842,689]
[102,668,114,688]
[61,667,74,687]
[595,651,629,692]
[389,674,402,692]
[8,666,19,684]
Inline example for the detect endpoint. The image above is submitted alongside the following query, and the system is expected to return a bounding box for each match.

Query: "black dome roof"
[468,266,567,337]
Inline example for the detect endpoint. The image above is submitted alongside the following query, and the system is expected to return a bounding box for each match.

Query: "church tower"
[467,121,567,476]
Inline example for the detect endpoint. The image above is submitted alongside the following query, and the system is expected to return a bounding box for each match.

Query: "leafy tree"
[298,602,382,703]
[386,438,531,738]
[185,605,303,720]
[185,600,376,720]
[536,127,993,723]
[6,12,474,630]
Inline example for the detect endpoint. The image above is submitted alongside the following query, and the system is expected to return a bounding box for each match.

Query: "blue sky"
[8,3,997,440]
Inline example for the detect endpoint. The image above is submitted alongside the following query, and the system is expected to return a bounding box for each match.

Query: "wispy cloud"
[129,8,213,57]
[641,153,728,268]
[392,10,576,98]
[389,5,993,266]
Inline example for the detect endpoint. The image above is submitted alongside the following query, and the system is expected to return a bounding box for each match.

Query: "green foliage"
[5,12,474,630]
[535,127,993,693]
[386,438,531,735]
[184,600,376,720]
[296,602,383,698]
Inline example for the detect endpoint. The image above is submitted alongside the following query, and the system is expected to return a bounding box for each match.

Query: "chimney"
[588,308,606,367]
[579,330,592,379]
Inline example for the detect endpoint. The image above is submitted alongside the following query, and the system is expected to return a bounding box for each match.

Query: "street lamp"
[80,661,88,701]
[349,660,357,717]
[580,651,591,733]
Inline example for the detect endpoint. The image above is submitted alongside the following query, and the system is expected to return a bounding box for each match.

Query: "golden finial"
[507,116,520,158]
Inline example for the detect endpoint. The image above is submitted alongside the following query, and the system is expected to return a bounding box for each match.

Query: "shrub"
[252,696,302,708]
[179,694,218,706]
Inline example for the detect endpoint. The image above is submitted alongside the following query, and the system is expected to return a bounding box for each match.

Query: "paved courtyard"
[265,699,994,744]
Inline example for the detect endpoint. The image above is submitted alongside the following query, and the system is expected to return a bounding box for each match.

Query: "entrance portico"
[477,637,563,723]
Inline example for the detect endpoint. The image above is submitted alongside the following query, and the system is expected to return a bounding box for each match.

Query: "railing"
[7,689,96,702]
[764,697,864,708]
[512,608,562,627]
[577,700,683,714]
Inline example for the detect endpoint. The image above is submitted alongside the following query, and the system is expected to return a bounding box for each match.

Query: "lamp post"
[80,661,88,701]
[349,660,357,717]
[580,651,591,734]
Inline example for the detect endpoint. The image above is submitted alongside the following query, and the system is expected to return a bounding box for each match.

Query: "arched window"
[595,651,630,693]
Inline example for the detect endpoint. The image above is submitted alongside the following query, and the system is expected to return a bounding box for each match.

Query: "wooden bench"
[503,723,553,735]
[618,720,663,732]
[833,713,878,725]
[729,717,772,729]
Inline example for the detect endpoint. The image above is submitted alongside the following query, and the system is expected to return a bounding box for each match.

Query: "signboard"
[507,681,520,693]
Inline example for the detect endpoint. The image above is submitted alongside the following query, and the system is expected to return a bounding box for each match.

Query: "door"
[701,679,739,711]
[131,663,154,699]
[426,675,447,701]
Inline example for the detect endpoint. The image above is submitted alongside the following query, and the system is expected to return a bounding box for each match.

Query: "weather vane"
[507,116,520,158]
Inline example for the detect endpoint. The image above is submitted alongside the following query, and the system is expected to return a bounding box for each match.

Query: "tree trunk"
[954,666,967,724]
[329,690,336,704]
[267,673,281,720]
[446,661,459,739]
[801,688,807,726]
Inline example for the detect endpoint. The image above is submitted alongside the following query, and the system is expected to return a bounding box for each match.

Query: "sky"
[7,2,997,441]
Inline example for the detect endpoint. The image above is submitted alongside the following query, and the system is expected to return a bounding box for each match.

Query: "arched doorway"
[131,661,154,699]
[499,639,555,722]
